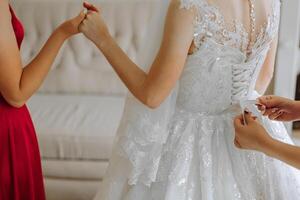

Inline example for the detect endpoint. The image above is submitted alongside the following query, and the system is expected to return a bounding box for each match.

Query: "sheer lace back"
[181,0,280,56]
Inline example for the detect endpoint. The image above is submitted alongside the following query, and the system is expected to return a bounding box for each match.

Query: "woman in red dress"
[0,1,85,199]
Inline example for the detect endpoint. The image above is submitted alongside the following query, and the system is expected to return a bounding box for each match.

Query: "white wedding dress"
[95,0,300,199]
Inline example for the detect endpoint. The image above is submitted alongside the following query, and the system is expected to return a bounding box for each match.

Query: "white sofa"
[11,0,159,199]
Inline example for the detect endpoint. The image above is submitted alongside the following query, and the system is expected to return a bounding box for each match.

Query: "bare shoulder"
[159,0,196,56]
[0,0,18,44]
[0,0,21,64]
[166,0,196,26]
[169,0,197,15]
[170,0,182,7]
[0,0,10,7]
[0,0,12,22]
[0,0,11,32]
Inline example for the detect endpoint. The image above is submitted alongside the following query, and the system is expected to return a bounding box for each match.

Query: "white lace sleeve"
[180,0,204,10]
[260,0,281,45]
[179,0,208,51]
[270,0,281,39]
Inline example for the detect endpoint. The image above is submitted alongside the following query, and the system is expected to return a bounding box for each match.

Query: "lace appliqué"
[180,0,281,56]
[116,91,178,186]
[118,115,168,186]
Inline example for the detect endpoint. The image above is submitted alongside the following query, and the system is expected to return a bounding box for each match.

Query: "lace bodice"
[177,0,281,114]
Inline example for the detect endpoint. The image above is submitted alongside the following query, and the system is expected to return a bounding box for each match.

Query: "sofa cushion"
[42,159,108,180]
[44,177,101,200]
[28,94,125,161]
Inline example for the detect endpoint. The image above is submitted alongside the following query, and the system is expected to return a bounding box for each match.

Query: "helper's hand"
[257,96,300,121]
[234,112,273,153]
[79,1,110,45]
[58,10,86,38]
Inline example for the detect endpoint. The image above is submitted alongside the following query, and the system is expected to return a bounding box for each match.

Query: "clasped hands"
[57,1,108,45]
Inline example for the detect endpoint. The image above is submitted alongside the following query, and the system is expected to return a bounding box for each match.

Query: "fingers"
[258,95,282,109]
[234,115,244,129]
[78,11,93,31]
[272,114,286,122]
[78,22,84,32]
[244,112,256,124]
[78,10,86,21]
[74,10,86,32]
[234,138,242,149]
[258,96,283,118]
[268,110,283,120]
[262,107,279,116]
[256,102,266,114]
[83,1,100,12]
[257,95,273,106]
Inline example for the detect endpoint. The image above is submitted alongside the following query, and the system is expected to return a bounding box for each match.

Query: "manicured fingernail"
[257,105,265,111]
[255,101,263,105]
[244,110,249,114]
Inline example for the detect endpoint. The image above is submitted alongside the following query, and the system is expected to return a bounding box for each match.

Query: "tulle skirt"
[96,107,300,200]
[0,96,45,200]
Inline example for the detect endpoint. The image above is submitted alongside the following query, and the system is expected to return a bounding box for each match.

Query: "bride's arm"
[255,36,279,94]
[80,0,195,108]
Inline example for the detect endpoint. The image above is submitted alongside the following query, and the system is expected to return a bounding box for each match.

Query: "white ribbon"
[239,99,263,125]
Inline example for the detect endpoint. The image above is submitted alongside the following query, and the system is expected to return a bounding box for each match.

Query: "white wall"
[275,0,300,98]
[275,0,300,133]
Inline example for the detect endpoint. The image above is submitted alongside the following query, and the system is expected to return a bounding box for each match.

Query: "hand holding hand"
[257,96,300,121]
[234,112,273,153]
[79,2,110,45]
[58,10,86,38]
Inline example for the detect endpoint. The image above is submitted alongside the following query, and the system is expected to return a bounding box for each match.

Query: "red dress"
[0,6,46,200]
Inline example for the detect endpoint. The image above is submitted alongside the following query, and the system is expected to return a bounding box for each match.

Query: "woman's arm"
[264,138,300,169]
[255,36,278,94]
[257,95,300,121]
[80,0,195,108]
[0,0,85,108]
[234,113,300,169]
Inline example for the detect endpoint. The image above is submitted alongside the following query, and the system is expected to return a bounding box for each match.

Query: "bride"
[80,0,300,199]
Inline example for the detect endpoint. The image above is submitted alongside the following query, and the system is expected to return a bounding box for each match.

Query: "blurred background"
[10,0,300,199]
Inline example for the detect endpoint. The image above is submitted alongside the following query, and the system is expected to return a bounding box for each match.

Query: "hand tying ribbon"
[239,99,263,125]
